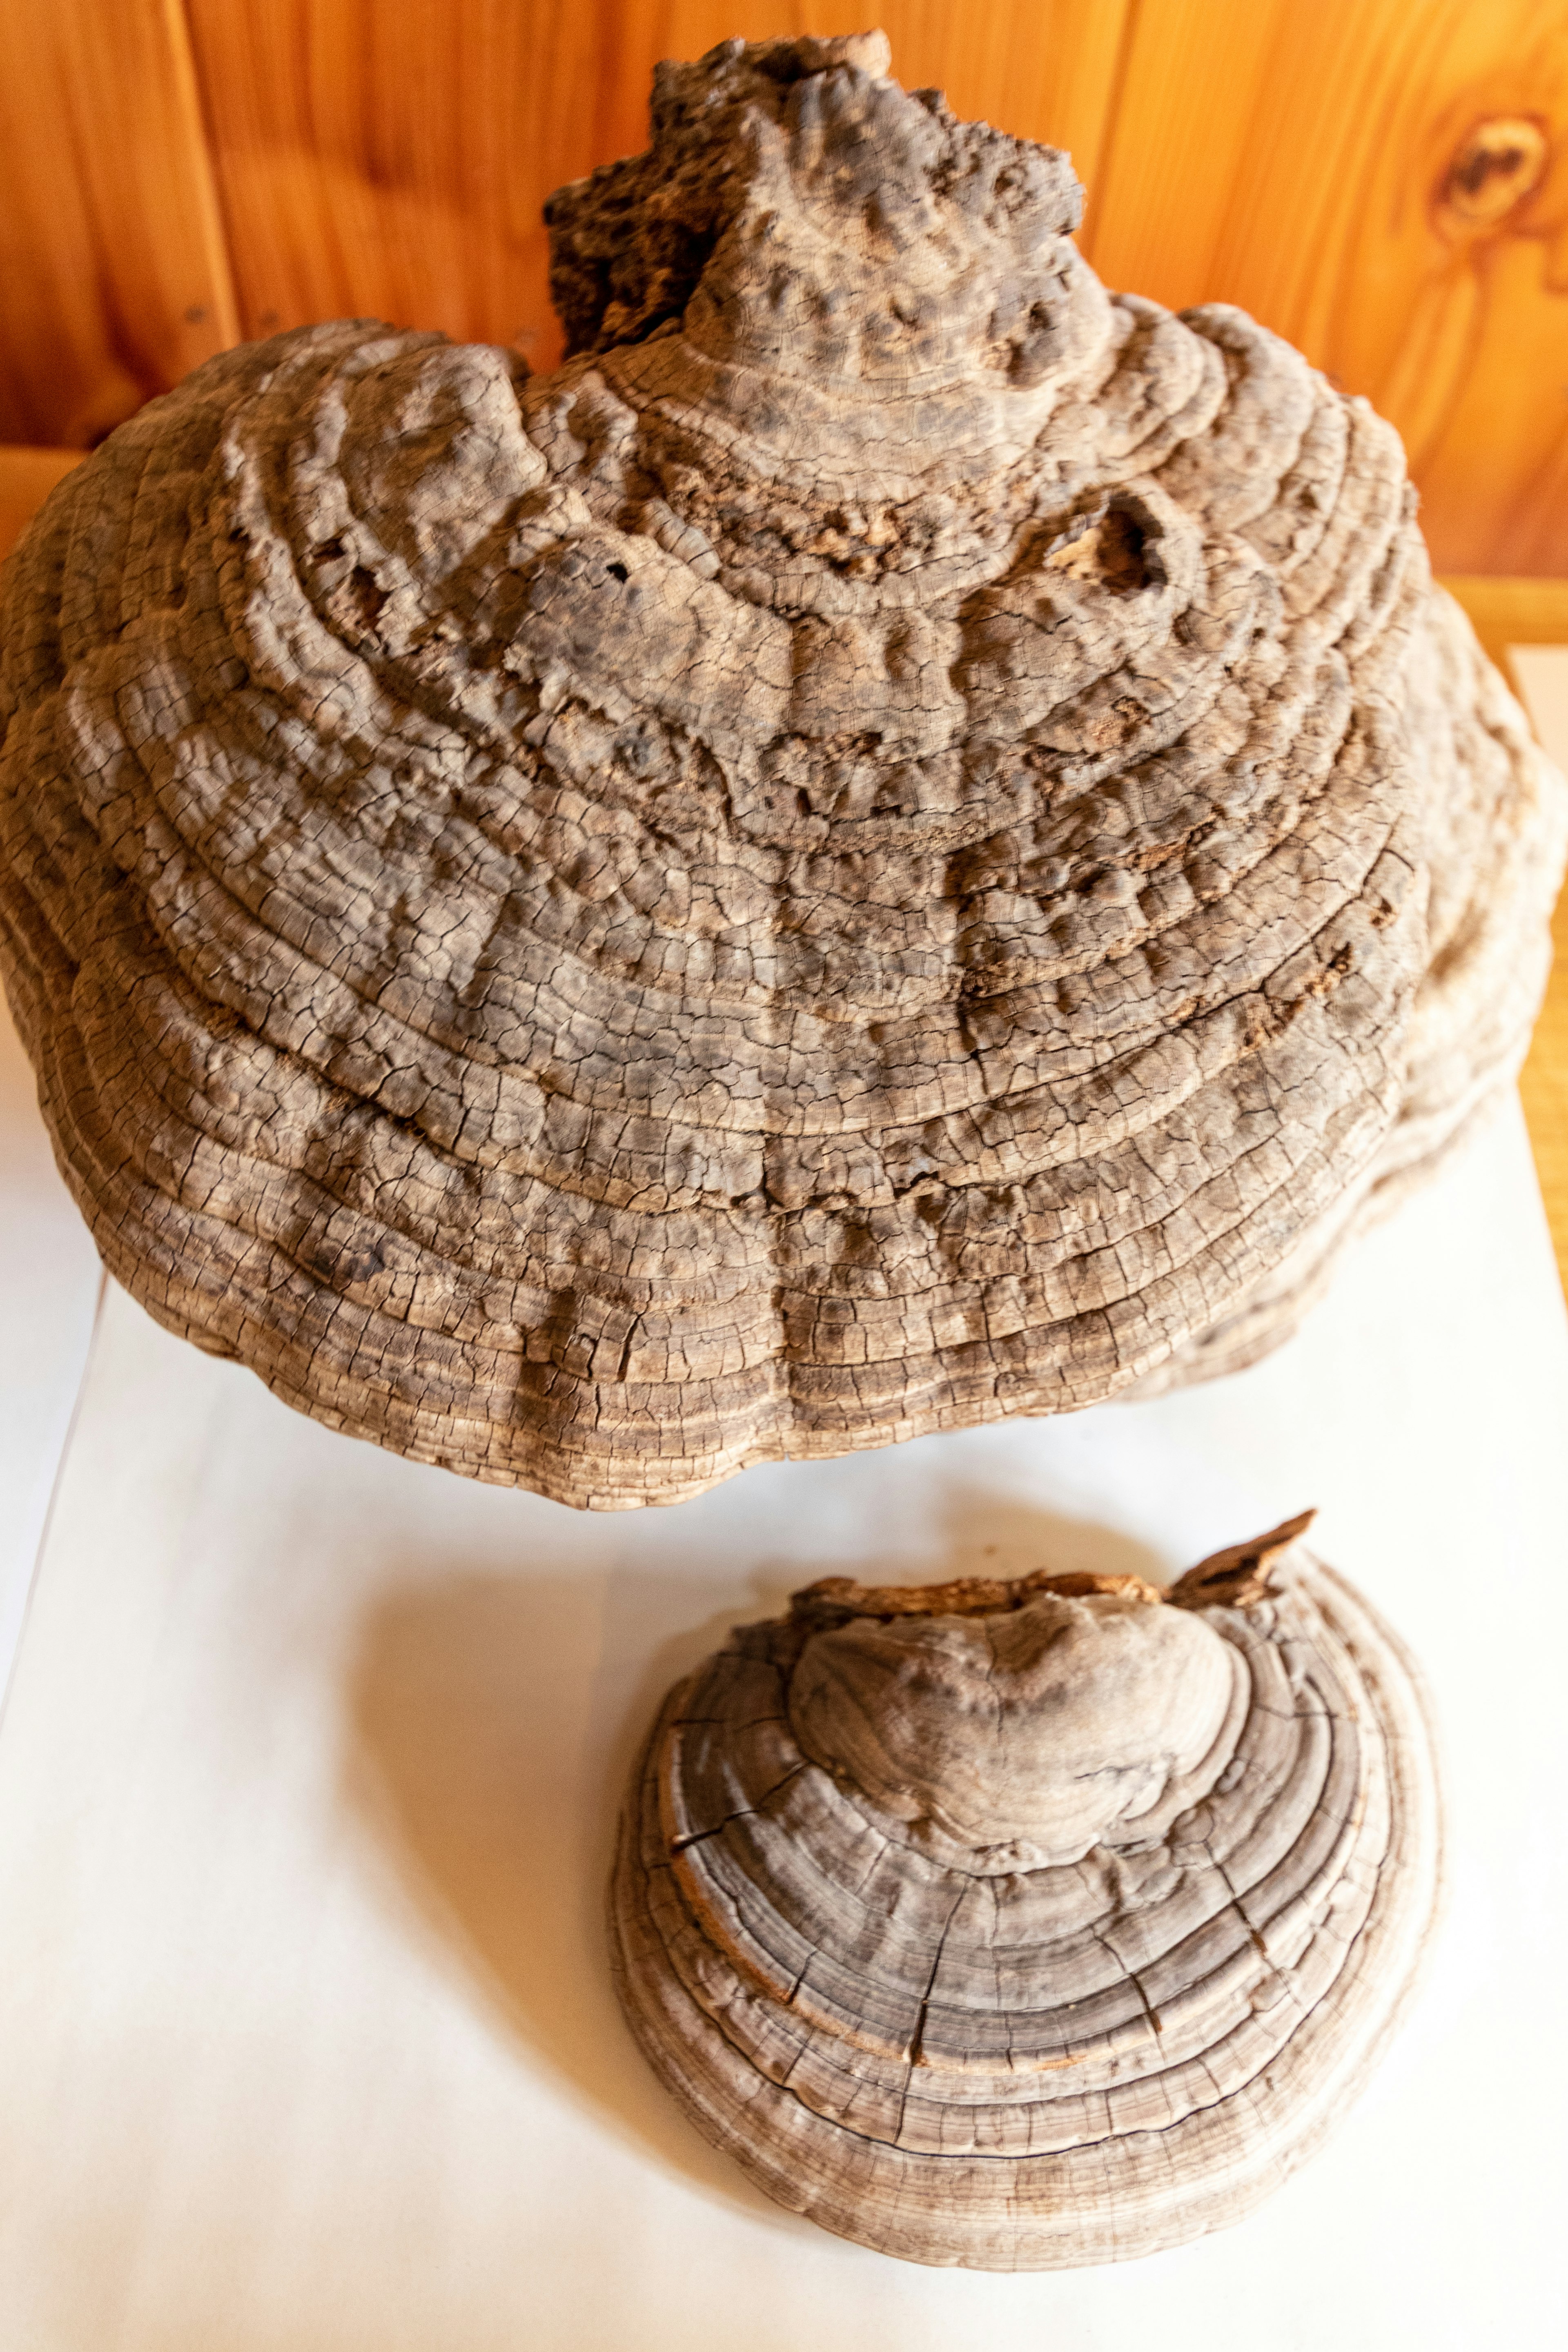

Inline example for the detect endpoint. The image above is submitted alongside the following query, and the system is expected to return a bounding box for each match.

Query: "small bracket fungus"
[0,33,1563,1507]
[610,1513,1443,2268]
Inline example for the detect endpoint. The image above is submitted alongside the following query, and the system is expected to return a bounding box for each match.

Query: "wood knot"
[1437,116,1548,232]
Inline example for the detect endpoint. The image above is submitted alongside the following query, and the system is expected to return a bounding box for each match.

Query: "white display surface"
[0,1004,100,1707]
[0,1072,1564,2351]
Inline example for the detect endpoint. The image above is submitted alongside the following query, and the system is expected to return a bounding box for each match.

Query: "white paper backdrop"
[0,1075,1564,2352]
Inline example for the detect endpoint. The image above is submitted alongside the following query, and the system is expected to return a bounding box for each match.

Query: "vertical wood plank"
[1078,0,1290,285]
[0,0,239,447]
[186,0,617,374]
[7,0,1564,577]
[1091,0,1568,575]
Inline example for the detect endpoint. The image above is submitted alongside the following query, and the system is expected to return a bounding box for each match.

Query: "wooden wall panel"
[185,0,615,372]
[2,0,1567,578]
[0,0,239,448]
[1076,0,1291,289]
[1091,0,1568,575]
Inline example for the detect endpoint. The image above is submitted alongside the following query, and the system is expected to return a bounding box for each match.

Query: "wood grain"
[3,1,1566,583]
[1091,0,1568,577]
[184,0,621,374]
[0,0,239,448]
[1077,0,1292,290]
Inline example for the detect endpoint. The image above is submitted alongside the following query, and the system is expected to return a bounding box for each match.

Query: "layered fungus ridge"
[610,1529,1442,2264]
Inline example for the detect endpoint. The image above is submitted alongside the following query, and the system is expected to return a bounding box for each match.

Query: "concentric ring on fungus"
[610,1513,1443,2267]
[0,29,1564,1507]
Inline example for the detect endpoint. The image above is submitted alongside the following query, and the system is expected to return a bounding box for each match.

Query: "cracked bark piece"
[1,31,1564,1508]
[610,1516,1442,2268]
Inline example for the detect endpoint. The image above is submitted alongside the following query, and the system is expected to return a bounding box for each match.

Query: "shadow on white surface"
[0,1101,1563,2351]
[0,995,101,1713]
[345,1566,787,2225]
[343,1497,1169,2224]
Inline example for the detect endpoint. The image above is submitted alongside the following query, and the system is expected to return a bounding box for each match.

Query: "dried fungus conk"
[611,1513,1443,2268]
[0,32,1563,1509]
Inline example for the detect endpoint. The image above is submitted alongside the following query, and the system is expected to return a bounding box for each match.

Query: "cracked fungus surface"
[611,1525,1443,2268]
[0,29,1564,1507]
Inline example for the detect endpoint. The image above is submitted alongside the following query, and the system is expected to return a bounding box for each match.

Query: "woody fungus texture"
[0,31,1564,1508]
[610,1512,1443,2267]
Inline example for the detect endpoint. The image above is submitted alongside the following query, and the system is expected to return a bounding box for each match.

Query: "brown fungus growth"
[610,1515,1443,2268]
[0,32,1563,1508]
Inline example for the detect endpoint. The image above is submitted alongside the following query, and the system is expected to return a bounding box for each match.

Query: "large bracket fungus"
[610,1512,1443,2267]
[0,31,1563,1506]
